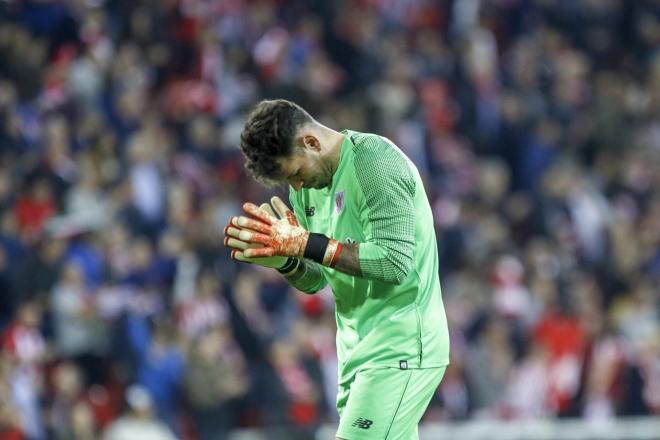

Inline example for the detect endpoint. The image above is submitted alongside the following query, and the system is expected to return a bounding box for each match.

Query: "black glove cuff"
[277,257,299,275]
[303,233,329,264]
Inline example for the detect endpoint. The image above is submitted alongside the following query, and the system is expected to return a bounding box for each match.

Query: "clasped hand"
[223,197,309,267]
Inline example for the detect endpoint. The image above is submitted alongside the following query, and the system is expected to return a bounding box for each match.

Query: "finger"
[233,251,272,264]
[270,196,291,218]
[225,226,268,244]
[243,203,276,225]
[231,250,253,264]
[224,225,244,239]
[231,216,271,234]
[225,237,264,250]
[271,196,299,226]
[224,237,248,250]
[244,247,275,258]
[260,203,278,219]
[229,216,268,233]
[231,250,249,263]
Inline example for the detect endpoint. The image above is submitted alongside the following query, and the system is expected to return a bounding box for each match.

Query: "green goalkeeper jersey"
[289,130,449,385]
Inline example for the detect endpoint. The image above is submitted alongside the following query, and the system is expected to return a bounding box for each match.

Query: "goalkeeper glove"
[230,196,344,267]
[223,203,299,273]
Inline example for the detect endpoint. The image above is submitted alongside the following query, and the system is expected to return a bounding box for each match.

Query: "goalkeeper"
[224,99,449,440]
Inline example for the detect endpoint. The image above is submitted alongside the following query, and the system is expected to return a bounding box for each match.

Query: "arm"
[278,241,358,292]
[352,142,416,284]
[281,258,328,293]
[322,241,361,277]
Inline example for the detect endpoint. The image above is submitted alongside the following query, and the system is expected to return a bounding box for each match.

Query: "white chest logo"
[334,190,345,214]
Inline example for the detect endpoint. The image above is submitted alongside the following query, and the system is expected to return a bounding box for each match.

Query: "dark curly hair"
[240,99,313,184]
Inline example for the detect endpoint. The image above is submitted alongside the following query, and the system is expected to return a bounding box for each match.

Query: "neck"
[320,127,345,177]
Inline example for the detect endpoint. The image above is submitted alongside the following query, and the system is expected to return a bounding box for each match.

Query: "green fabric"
[284,258,328,293]
[289,130,450,388]
[335,366,446,440]
[352,132,416,284]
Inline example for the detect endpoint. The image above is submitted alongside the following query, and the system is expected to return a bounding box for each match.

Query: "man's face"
[277,143,330,191]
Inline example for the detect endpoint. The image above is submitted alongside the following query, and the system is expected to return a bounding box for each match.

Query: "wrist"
[277,257,300,275]
[323,239,344,267]
[303,233,343,267]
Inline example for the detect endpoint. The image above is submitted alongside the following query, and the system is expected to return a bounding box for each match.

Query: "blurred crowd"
[0,0,659,439]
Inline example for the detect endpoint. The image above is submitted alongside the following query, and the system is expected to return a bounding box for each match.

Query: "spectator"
[48,362,98,440]
[50,262,108,359]
[184,325,249,440]
[2,302,47,439]
[101,384,176,440]
[126,314,184,431]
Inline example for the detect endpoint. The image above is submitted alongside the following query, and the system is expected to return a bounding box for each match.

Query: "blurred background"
[0,0,659,439]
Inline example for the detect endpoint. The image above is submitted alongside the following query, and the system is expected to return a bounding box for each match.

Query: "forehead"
[276,153,307,176]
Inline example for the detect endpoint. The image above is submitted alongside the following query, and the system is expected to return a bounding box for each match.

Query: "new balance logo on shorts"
[351,418,373,429]
[304,206,315,217]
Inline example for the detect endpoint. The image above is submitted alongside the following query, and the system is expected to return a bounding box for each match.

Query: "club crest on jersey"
[334,191,345,214]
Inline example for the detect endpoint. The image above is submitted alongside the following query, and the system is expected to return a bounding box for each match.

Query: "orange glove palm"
[229,197,309,259]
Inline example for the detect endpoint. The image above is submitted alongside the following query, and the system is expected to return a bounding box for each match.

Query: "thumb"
[271,196,299,226]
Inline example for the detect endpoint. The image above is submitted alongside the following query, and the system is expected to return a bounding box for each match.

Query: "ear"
[301,135,321,152]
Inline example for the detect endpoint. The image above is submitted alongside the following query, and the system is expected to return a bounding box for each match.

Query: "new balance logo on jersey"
[351,418,373,429]
[304,207,315,217]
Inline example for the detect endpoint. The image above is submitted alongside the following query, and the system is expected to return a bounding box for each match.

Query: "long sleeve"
[354,139,416,285]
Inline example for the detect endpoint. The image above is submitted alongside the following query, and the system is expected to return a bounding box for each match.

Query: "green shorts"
[336,366,446,440]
